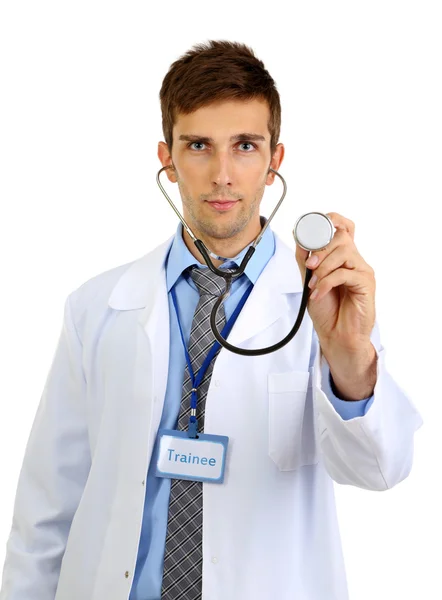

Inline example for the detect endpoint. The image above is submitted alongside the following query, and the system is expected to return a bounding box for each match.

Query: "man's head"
[158,40,284,250]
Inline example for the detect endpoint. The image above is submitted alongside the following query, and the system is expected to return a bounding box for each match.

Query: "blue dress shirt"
[129,221,374,599]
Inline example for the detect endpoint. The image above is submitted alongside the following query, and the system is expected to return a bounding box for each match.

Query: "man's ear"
[158,141,177,183]
[265,143,285,185]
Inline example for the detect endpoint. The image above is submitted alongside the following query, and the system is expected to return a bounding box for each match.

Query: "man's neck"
[182,223,262,268]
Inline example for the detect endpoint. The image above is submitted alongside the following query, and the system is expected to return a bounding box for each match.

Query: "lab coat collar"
[107,230,303,345]
[108,230,303,310]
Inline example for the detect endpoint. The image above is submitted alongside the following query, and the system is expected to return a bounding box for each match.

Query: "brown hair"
[159,40,281,158]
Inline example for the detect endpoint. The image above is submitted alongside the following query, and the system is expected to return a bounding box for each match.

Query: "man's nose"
[210,151,234,188]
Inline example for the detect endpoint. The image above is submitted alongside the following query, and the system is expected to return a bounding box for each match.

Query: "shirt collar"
[166,216,275,292]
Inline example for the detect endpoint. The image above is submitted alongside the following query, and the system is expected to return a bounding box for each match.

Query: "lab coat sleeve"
[311,320,423,491]
[0,293,91,600]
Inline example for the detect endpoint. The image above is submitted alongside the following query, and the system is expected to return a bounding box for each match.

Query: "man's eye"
[189,142,206,150]
[239,142,256,152]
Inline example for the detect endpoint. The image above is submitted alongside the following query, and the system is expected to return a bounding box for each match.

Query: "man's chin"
[198,222,245,240]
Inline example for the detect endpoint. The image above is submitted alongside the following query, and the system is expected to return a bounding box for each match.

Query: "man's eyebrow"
[178,133,266,143]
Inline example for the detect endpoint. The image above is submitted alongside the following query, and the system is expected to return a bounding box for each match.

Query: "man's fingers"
[326,212,355,241]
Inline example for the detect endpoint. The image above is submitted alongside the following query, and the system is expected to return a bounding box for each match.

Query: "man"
[0,40,422,600]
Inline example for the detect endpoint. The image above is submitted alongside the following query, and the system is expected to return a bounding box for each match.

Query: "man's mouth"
[207,199,239,211]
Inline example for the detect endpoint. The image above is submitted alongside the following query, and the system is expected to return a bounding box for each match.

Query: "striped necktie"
[161,266,227,599]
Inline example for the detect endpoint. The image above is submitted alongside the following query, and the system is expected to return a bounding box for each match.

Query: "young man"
[0,40,422,600]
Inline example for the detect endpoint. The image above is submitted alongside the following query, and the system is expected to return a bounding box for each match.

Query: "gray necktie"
[161,266,227,599]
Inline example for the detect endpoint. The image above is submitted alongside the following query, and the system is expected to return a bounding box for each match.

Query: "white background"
[0,1,440,598]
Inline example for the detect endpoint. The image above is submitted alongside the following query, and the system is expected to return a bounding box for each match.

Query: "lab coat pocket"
[268,369,318,471]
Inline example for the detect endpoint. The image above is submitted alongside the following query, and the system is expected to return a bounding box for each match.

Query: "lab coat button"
[211,556,218,564]
[125,571,129,578]
[215,380,220,387]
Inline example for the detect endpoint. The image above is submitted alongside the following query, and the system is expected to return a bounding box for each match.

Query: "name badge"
[155,429,229,484]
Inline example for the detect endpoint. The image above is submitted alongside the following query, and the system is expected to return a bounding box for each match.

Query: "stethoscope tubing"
[209,268,313,356]
[156,164,313,356]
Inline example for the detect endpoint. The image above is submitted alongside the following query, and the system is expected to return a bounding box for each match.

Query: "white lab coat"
[0,232,423,600]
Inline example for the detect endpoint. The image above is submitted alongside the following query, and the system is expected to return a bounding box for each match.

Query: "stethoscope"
[156,164,335,356]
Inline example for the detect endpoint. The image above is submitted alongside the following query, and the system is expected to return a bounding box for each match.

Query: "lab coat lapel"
[108,235,174,464]
[227,233,304,346]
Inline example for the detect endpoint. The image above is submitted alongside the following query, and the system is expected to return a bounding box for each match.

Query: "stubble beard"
[178,179,266,241]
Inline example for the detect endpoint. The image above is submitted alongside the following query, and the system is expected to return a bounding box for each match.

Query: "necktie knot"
[190,266,226,297]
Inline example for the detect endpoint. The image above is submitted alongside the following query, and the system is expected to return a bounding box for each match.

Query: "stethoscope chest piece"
[293,212,335,252]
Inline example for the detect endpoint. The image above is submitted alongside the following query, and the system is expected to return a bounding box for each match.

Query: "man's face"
[159,98,284,243]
